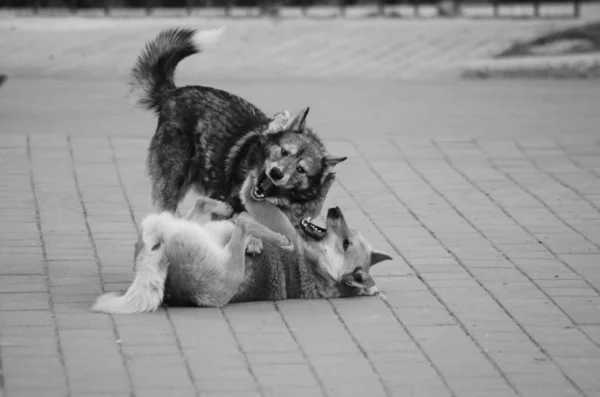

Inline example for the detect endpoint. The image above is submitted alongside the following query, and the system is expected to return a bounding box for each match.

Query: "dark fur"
[132,27,343,225]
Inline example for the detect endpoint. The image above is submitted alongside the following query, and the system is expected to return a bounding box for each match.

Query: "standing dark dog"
[131,27,347,231]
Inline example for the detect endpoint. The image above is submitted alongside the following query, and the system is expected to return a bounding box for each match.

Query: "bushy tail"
[130,26,225,113]
[91,269,167,314]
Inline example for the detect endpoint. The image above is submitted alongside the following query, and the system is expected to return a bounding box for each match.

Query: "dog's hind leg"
[91,214,172,314]
[147,123,194,214]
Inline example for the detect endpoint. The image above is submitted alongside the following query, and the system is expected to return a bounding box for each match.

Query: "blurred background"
[0,0,597,18]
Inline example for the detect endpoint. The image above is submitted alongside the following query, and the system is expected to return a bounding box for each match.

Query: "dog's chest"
[230,247,296,302]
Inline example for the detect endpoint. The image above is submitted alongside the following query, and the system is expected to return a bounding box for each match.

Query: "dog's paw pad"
[246,237,263,255]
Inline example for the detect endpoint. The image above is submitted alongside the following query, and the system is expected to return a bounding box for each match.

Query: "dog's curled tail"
[91,270,166,314]
[130,26,225,113]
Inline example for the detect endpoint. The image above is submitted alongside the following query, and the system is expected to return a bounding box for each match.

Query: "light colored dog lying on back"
[91,170,392,313]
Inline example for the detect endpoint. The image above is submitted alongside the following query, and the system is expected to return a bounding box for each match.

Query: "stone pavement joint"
[24,135,70,396]
[66,135,138,396]
[345,142,523,396]
[391,139,594,394]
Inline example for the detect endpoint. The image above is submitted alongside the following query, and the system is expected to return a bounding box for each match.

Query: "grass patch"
[497,21,600,58]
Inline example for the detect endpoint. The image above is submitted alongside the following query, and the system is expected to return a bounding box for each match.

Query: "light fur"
[91,271,166,314]
[91,199,292,314]
[192,26,226,50]
[91,215,171,314]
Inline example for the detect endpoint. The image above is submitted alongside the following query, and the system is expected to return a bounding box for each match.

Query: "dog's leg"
[184,197,234,225]
[240,185,296,243]
[147,124,194,213]
[245,237,264,256]
[149,171,191,214]
[195,212,293,307]
[234,212,293,251]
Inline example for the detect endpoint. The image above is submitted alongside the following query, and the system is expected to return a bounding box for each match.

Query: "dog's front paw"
[265,110,291,134]
[364,286,380,296]
[217,202,234,219]
[193,198,234,220]
[276,234,294,251]
[246,237,264,255]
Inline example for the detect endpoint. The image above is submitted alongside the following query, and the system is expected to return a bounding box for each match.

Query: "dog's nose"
[269,167,284,181]
[327,206,342,219]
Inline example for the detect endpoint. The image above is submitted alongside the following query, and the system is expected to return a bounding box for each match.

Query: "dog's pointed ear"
[287,107,310,132]
[324,155,347,168]
[370,250,392,267]
[342,269,376,289]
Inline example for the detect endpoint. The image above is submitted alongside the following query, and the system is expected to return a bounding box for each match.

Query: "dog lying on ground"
[91,172,392,313]
[132,27,347,234]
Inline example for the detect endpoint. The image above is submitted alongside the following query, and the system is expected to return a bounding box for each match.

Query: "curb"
[461,52,600,79]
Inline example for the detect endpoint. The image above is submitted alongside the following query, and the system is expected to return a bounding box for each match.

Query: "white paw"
[246,237,263,255]
[278,235,294,251]
[266,110,291,134]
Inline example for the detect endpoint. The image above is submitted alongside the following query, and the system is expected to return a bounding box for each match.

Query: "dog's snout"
[327,206,342,219]
[269,167,284,181]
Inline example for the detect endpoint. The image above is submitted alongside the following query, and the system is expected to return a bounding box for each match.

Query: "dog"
[90,172,392,313]
[131,27,347,233]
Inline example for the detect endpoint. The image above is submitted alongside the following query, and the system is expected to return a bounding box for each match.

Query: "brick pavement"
[2,121,600,396]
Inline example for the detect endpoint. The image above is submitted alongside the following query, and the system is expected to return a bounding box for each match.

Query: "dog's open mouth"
[300,217,327,240]
[251,171,276,201]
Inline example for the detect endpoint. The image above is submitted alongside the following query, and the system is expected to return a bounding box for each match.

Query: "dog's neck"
[294,245,344,299]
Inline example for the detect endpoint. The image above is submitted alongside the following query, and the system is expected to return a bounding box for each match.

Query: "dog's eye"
[151,243,161,251]
[343,239,350,251]
[296,166,305,174]
[281,148,288,156]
